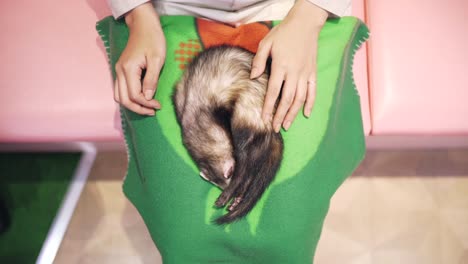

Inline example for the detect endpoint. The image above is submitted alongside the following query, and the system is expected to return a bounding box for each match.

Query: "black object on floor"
[0,197,10,234]
[0,152,81,264]
[0,199,10,235]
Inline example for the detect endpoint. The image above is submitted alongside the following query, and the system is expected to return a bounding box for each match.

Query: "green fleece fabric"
[97,16,368,263]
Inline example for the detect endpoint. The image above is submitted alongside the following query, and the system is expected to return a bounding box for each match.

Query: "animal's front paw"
[215,184,240,208]
[214,191,232,208]
[228,196,242,211]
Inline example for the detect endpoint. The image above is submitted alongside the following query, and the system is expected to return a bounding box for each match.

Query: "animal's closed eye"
[200,171,209,181]
[200,170,227,188]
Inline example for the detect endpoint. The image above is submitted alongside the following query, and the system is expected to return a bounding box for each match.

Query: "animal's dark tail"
[209,56,281,224]
[214,124,283,225]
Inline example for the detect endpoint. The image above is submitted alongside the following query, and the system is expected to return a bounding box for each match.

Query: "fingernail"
[274,123,281,133]
[305,109,311,118]
[308,80,316,88]
[283,121,291,131]
[250,67,258,79]
[154,101,161,109]
[144,90,154,100]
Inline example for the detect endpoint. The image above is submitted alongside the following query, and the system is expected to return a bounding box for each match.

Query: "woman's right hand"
[114,2,166,116]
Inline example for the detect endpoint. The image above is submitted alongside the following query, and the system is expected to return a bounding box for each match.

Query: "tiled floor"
[55,150,468,264]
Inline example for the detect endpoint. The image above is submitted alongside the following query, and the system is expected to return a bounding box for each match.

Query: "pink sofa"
[1,1,466,262]
[1,0,467,147]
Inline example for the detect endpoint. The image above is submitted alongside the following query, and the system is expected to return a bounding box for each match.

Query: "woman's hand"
[114,2,166,116]
[251,0,328,132]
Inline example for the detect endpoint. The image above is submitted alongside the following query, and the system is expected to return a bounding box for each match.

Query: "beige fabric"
[108,0,150,18]
[306,0,351,17]
[108,0,351,23]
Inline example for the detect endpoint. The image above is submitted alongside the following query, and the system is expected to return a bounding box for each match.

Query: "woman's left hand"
[251,0,328,132]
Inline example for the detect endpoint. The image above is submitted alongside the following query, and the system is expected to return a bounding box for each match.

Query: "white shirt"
[108,0,351,24]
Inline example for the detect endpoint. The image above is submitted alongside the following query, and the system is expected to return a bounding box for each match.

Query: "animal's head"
[181,115,236,189]
[199,158,234,189]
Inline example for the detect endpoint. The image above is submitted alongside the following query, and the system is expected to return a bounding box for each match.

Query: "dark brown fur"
[172,45,283,224]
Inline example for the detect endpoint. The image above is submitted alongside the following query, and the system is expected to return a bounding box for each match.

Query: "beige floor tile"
[317,176,468,264]
[55,149,468,263]
[55,182,162,264]
[315,179,373,264]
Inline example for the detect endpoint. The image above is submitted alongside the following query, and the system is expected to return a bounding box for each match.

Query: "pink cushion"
[367,0,468,135]
[0,0,369,142]
[351,0,370,135]
[0,1,119,142]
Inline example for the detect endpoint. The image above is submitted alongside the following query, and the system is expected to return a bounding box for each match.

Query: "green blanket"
[97,15,368,263]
